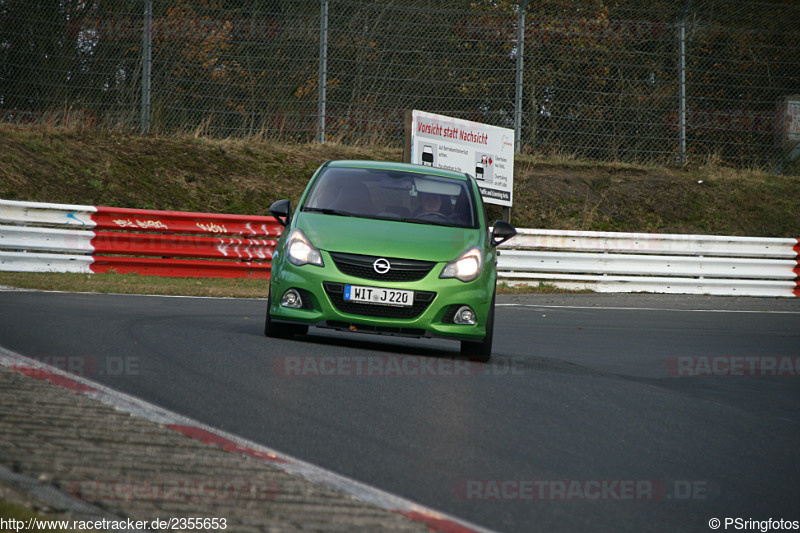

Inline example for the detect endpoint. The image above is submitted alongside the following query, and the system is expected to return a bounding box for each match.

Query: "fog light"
[280,289,303,309]
[453,306,476,325]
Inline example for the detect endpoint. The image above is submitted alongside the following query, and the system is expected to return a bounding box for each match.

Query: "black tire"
[460,292,495,363]
[264,291,308,339]
[264,292,281,338]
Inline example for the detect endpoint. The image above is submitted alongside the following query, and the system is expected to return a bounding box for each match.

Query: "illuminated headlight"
[286,229,324,267]
[440,247,483,282]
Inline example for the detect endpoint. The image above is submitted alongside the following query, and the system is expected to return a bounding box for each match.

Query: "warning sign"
[405,110,514,207]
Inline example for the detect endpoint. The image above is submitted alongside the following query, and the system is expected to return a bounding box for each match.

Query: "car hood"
[296,212,481,262]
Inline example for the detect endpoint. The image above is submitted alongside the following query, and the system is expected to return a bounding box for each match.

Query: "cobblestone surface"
[0,365,432,532]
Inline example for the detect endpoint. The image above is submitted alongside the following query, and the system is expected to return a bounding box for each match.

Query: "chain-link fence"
[2,0,799,170]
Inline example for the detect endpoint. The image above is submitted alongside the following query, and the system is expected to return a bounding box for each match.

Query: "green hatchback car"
[265,160,516,361]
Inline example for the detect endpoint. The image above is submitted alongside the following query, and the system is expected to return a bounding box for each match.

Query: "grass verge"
[2,129,799,237]
[0,272,580,297]
[0,272,270,298]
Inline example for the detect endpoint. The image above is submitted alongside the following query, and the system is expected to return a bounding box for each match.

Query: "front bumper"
[268,251,494,341]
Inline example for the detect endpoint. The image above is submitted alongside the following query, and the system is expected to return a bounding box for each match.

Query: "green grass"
[0,272,270,298]
[496,281,593,294]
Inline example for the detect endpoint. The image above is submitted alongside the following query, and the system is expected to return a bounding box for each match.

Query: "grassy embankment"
[1,129,798,297]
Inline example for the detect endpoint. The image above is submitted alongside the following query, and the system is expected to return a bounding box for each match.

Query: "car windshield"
[301,167,477,228]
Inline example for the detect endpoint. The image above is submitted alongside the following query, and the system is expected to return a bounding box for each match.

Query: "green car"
[265,160,516,361]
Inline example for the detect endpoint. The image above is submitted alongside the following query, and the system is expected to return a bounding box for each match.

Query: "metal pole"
[141,0,152,136]
[678,21,686,164]
[678,0,691,165]
[317,0,328,144]
[514,0,528,154]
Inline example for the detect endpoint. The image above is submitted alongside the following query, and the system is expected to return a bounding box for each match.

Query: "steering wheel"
[416,211,449,221]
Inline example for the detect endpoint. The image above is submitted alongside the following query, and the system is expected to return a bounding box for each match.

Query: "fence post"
[678,0,692,165]
[141,0,152,136]
[514,0,528,154]
[317,0,329,144]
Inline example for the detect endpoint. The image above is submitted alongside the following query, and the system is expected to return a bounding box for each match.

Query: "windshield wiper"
[396,217,453,227]
[304,208,460,227]
[302,207,357,217]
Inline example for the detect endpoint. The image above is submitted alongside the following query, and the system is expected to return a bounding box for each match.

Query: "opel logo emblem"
[373,258,391,274]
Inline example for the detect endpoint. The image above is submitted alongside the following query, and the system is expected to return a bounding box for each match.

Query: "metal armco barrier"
[497,229,800,298]
[0,199,280,278]
[2,199,799,296]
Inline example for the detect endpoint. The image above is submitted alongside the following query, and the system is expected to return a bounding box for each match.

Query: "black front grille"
[330,252,435,282]
[323,282,435,319]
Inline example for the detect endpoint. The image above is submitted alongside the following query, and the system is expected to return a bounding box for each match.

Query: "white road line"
[497,303,800,314]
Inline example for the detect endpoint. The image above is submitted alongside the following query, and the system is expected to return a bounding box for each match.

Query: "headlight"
[440,247,483,282]
[286,229,324,267]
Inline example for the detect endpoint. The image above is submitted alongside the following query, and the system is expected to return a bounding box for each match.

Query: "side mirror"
[269,199,292,227]
[491,220,516,247]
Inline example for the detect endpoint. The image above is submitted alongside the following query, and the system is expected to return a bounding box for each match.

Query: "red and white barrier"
[3,199,799,296]
[0,199,281,278]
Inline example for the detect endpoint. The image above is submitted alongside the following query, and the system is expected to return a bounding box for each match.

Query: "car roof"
[324,160,471,181]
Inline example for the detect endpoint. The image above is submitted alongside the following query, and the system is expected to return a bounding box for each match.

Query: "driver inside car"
[415,192,444,217]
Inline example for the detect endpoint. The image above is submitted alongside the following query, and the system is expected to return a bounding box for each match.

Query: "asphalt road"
[1,289,799,532]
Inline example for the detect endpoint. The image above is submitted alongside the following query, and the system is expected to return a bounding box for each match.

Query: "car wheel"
[460,292,495,363]
[264,290,308,339]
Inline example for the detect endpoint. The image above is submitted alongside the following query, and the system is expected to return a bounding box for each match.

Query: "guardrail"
[0,199,280,278]
[497,229,800,298]
[2,199,798,296]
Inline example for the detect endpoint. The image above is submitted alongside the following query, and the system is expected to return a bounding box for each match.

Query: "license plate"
[344,285,414,307]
